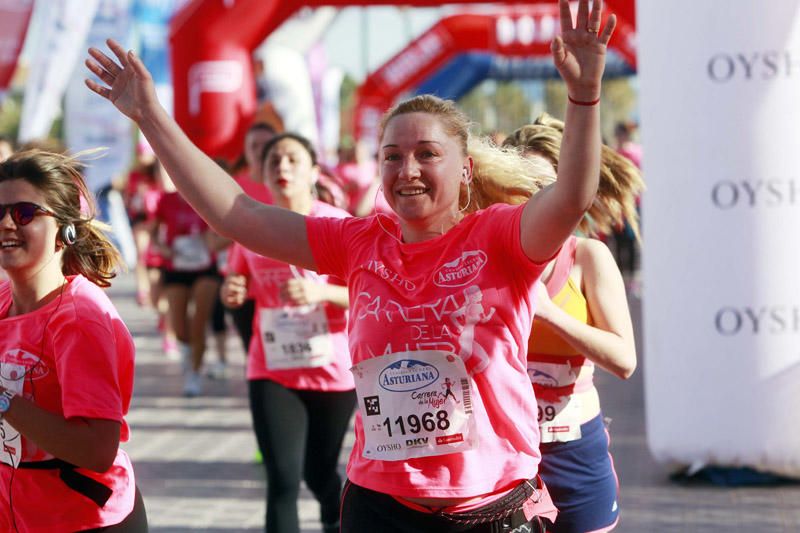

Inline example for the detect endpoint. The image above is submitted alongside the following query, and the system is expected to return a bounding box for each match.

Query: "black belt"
[18,458,113,507]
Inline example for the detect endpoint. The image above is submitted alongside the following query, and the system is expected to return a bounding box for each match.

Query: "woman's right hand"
[85,39,159,124]
[221,274,248,309]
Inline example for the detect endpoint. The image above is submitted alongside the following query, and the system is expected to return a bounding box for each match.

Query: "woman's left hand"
[552,0,616,101]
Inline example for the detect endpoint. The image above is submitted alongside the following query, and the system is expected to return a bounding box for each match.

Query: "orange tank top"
[527,236,595,402]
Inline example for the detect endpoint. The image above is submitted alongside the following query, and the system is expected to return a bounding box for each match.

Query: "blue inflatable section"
[414,51,634,101]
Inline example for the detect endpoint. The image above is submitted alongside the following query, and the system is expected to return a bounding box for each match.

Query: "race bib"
[352,350,477,461]
[537,394,582,443]
[172,234,212,271]
[259,305,334,369]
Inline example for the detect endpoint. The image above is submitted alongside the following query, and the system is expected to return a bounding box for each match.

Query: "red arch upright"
[353,4,635,149]
[169,0,635,159]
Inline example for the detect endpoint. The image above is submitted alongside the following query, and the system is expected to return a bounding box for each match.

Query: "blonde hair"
[503,113,644,241]
[379,95,554,214]
[0,150,123,287]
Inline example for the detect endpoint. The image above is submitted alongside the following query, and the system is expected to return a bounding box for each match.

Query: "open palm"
[85,39,158,123]
[552,0,616,101]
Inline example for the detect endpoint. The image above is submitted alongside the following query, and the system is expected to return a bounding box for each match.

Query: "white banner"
[65,0,133,193]
[267,6,337,54]
[65,0,136,269]
[639,0,800,477]
[256,44,319,147]
[319,66,343,167]
[18,0,100,142]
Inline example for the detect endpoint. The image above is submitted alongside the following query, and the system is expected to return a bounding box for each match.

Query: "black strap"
[436,477,541,526]
[18,458,113,507]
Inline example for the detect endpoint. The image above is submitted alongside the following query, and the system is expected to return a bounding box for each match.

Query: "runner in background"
[504,113,643,532]
[85,1,615,529]
[145,161,175,358]
[0,150,147,531]
[611,120,642,288]
[152,163,222,397]
[122,145,158,307]
[222,133,355,533]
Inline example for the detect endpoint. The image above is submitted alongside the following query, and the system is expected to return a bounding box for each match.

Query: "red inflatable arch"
[353,4,635,149]
[169,0,635,159]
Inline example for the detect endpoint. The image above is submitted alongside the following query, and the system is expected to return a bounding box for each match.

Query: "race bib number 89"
[352,350,477,461]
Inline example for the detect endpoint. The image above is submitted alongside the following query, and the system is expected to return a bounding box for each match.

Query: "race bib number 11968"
[352,350,477,461]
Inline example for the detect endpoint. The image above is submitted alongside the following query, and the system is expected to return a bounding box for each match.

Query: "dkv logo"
[379,360,440,392]
[433,250,488,287]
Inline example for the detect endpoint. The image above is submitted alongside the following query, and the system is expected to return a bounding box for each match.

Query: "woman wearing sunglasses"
[0,150,147,531]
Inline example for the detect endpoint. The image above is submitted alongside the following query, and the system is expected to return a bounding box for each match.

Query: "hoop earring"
[458,183,472,213]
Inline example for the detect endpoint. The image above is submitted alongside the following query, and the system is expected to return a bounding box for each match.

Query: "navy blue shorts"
[538,414,619,533]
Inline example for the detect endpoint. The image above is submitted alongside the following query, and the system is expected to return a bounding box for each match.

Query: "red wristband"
[568,95,601,106]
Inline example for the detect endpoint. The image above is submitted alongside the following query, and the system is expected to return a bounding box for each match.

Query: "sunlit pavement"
[109,272,800,532]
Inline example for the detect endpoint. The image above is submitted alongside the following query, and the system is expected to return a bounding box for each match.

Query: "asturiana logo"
[433,250,487,287]
[379,359,440,392]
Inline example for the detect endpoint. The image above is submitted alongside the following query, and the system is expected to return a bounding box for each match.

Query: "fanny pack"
[19,458,113,507]
[435,476,544,532]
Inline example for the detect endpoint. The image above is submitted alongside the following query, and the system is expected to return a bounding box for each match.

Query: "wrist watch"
[0,389,16,418]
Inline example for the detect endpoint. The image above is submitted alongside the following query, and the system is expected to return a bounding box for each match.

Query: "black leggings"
[228,298,256,352]
[210,291,227,333]
[249,379,356,533]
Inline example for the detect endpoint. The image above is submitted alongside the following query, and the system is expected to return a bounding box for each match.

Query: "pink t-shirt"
[228,201,354,391]
[307,203,548,498]
[0,275,136,531]
[155,192,215,272]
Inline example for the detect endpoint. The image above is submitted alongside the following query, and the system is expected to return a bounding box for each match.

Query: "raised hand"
[552,0,616,102]
[84,39,158,123]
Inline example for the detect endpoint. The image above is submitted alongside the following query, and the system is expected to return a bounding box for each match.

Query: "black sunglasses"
[0,202,57,226]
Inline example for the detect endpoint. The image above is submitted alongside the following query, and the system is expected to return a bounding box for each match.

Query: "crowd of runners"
[0,0,649,531]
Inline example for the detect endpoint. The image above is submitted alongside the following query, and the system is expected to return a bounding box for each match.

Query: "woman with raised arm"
[504,114,643,532]
[86,1,614,531]
[0,151,146,531]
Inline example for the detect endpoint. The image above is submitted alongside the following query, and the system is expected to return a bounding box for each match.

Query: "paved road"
[109,273,800,532]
